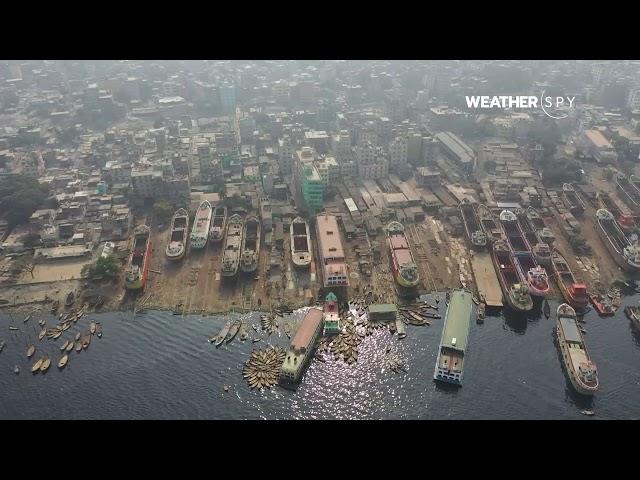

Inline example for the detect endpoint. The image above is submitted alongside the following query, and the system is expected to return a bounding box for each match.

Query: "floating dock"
[470,252,503,307]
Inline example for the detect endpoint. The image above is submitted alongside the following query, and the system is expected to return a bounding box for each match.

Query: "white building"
[388,136,408,168]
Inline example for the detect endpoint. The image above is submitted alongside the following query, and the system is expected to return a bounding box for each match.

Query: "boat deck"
[470,252,503,307]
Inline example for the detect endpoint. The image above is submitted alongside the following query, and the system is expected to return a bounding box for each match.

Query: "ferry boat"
[189,200,213,250]
[555,303,599,396]
[615,173,640,214]
[240,216,261,274]
[491,240,533,311]
[550,248,589,309]
[322,292,341,335]
[477,204,503,244]
[500,210,530,253]
[221,214,243,277]
[596,191,635,233]
[125,225,151,290]
[165,208,189,261]
[279,307,324,389]
[433,289,473,386]
[459,199,486,250]
[208,205,227,243]
[595,208,640,271]
[562,183,585,216]
[386,221,420,288]
[290,217,312,268]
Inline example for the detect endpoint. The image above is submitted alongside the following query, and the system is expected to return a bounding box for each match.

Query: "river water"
[1,295,639,419]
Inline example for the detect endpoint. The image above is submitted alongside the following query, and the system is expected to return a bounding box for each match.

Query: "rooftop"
[440,289,473,351]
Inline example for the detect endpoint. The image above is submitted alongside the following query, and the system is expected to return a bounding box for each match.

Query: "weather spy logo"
[465,93,575,119]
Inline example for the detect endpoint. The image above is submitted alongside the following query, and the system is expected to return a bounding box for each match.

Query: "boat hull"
[240,217,261,273]
[190,201,213,250]
[491,244,532,312]
[209,206,227,243]
[125,227,151,290]
[291,217,312,268]
[221,215,243,278]
[596,213,640,271]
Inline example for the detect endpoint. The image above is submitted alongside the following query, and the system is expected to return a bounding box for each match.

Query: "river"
[1,295,639,419]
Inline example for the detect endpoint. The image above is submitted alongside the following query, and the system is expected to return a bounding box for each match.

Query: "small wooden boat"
[65,341,74,352]
[624,305,640,329]
[9,326,18,331]
[77,310,84,319]
[23,314,31,323]
[52,330,62,340]
[14,365,20,374]
[32,358,44,373]
[75,332,81,341]
[82,335,91,349]
[40,358,51,372]
[543,300,550,319]
[38,319,46,327]
[90,322,96,335]
[225,321,241,343]
[0,340,4,352]
[72,314,79,323]
[27,345,36,358]
[215,321,232,347]
[58,354,69,369]
[581,410,595,416]
[38,328,46,340]
[65,291,75,307]
[50,300,59,313]
[252,338,261,343]
[62,322,71,331]
[60,340,69,351]
[75,341,83,352]
[96,323,103,338]
[58,312,65,320]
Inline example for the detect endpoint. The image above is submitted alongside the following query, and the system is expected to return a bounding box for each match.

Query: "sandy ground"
[19,260,88,283]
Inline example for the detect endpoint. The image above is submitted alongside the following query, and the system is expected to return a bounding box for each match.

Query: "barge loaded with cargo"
[459,198,486,250]
[551,248,589,309]
[290,217,312,268]
[433,289,473,386]
[477,204,503,244]
[500,210,549,297]
[595,208,640,271]
[386,221,419,288]
[221,214,244,278]
[125,225,151,290]
[279,307,324,389]
[165,208,189,261]
[190,200,213,250]
[555,303,599,396]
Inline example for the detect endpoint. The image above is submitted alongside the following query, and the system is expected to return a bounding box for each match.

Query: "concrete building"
[295,147,324,213]
[416,167,441,188]
[388,135,408,169]
[278,135,295,175]
[435,131,475,173]
[315,156,340,187]
[219,82,236,114]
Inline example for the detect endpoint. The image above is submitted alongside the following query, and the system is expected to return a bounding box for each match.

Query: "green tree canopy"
[0,175,50,227]
[153,200,173,222]
[82,255,120,279]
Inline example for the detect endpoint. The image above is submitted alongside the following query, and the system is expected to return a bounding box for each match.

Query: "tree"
[20,233,41,248]
[0,175,50,227]
[82,255,120,279]
[153,200,173,222]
